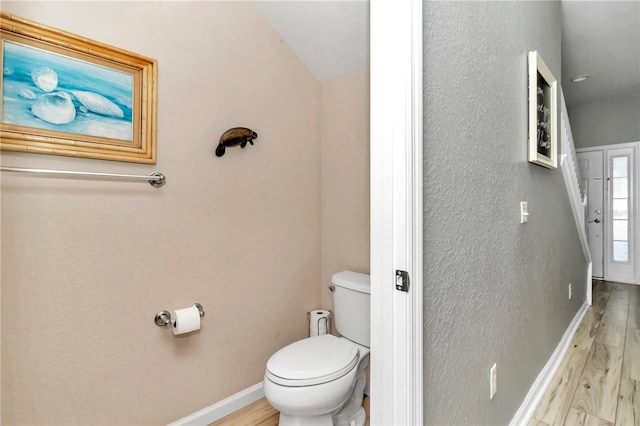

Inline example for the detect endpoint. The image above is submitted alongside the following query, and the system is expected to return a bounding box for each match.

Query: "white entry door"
[605,147,636,283]
[578,150,604,278]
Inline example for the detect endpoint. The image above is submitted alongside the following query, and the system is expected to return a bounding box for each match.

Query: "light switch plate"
[520,201,529,224]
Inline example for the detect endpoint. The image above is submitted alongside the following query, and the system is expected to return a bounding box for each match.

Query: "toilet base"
[342,407,366,426]
[278,407,365,426]
[278,413,332,426]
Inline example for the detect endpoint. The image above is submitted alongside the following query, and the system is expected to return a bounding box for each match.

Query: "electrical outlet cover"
[569,283,572,300]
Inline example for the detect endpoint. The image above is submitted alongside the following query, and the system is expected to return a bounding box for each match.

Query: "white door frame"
[370,0,423,424]
[576,149,604,281]
[604,147,637,283]
[578,142,640,286]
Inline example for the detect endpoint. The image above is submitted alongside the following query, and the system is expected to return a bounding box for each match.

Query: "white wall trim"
[577,141,640,153]
[560,93,592,306]
[409,0,424,423]
[587,263,593,305]
[560,152,592,302]
[509,301,589,425]
[577,141,640,286]
[168,383,264,426]
[604,147,637,283]
[370,0,423,424]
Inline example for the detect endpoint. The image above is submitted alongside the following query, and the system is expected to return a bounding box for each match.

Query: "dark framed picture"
[528,50,557,169]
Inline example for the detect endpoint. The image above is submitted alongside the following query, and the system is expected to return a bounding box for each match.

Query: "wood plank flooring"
[210,281,638,426]
[532,281,640,426]
[210,395,370,426]
[210,398,279,426]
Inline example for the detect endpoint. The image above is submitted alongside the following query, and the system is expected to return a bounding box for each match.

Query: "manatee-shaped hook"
[215,127,258,157]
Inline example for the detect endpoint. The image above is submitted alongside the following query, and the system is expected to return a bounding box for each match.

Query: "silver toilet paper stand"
[307,310,332,336]
[154,303,205,327]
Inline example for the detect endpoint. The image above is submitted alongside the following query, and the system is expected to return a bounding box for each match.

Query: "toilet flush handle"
[329,285,335,292]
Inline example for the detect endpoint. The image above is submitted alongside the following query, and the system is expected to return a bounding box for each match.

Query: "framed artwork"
[528,50,557,169]
[0,12,157,164]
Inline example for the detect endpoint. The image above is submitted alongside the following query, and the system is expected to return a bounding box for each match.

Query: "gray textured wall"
[569,94,640,148]
[423,1,589,424]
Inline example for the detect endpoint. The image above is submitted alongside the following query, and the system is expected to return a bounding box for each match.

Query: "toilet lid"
[266,335,359,386]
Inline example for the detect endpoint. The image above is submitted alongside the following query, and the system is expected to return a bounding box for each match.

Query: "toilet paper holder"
[155,303,205,327]
[307,310,332,336]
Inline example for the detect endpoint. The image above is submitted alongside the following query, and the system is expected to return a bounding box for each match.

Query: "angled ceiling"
[252,0,369,83]
[252,1,639,108]
[561,1,640,108]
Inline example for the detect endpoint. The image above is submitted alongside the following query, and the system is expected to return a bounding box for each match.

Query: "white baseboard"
[587,263,593,306]
[169,382,264,426]
[509,301,589,425]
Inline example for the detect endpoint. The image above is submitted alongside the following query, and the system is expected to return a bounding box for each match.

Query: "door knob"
[588,218,600,223]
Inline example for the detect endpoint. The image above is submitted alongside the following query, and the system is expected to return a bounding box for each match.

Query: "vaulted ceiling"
[253,0,369,83]
[254,1,639,108]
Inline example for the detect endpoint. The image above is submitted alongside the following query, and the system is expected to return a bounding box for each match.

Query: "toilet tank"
[331,271,370,347]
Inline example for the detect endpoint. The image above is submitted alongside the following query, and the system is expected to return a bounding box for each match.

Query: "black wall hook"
[215,127,258,157]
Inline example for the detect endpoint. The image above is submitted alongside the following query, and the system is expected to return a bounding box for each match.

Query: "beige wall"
[320,66,370,312]
[1,2,322,424]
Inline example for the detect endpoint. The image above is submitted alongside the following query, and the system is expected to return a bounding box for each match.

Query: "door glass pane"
[613,199,629,219]
[613,157,628,177]
[613,178,628,198]
[606,151,635,275]
[613,241,629,262]
[613,220,628,241]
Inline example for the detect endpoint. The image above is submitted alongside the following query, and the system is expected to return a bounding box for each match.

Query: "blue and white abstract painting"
[2,40,134,142]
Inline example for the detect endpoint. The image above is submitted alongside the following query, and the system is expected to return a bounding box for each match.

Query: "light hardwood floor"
[531,280,640,426]
[210,281,638,426]
[210,395,370,426]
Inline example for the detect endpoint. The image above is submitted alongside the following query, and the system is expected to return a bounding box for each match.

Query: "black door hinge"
[395,270,410,292]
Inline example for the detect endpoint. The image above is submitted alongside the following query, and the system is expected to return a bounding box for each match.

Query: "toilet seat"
[266,335,359,387]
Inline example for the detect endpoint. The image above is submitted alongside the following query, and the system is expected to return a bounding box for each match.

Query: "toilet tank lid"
[332,271,370,294]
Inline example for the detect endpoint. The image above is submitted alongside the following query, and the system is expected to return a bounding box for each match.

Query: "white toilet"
[263,271,370,426]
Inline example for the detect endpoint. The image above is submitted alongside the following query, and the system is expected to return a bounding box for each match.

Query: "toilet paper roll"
[309,310,331,337]
[172,306,201,336]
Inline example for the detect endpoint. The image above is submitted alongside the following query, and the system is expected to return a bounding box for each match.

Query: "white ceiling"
[561,1,640,108]
[253,1,639,108]
[253,0,369,83]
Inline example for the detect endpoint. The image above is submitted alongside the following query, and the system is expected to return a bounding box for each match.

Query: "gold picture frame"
[0,12,158,164]
[528,50,557,169]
